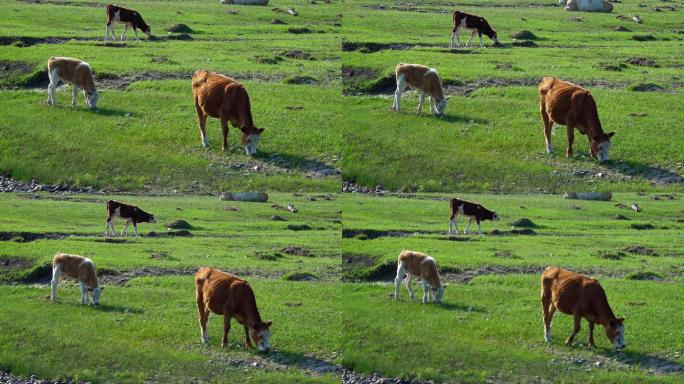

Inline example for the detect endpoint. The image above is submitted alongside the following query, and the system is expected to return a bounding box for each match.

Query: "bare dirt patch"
[0,256,33,270]
[252,251,284,261]
[0,231,67,242]
[281,246,312,257]
[595,250,626,260]
[286,224,312,231]
[342,253,376,267]
[630,223,655,230]
[281,50,312,60]
[440,265,542,284]
[0,370,86,384]
[627,57,658,67]
[342,229,415,240]
[146,230,193,237]
[623,245,656,256]
[489,228,537,236]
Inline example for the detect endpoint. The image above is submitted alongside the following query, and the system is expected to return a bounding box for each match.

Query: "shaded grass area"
[0,277,341,383]
[342,274,684,382]
[341,87,684,193]
[0,80,342,192]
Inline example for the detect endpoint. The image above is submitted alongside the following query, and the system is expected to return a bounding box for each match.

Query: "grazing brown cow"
[394,250,446,304]
[539,77,615,162]
[541,267,625,350]
[195,267,272,351]
[192,70,265,156]
[51,253,103,305]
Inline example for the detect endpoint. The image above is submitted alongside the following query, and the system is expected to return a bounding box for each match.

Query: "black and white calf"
[105,4,151,40]
[450,11,498,48]
[104,200,156,237]
[448,198,499,236]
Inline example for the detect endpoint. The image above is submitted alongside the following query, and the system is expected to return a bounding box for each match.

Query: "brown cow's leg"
[195,102,209,148]
[588,321,596,348]
[220,117,229,152]
[541,105,554,154]
[566,125,575,158]
[541,290,554,342]
[566,315,581,346]
[196,294,209,344]
[221,313,232,347]
[244,325,253,348]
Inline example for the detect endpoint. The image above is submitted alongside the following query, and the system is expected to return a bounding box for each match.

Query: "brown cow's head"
[241,127,265,156]
[249,321,273,352]
[604,317,626,350]
[590,131,615,162]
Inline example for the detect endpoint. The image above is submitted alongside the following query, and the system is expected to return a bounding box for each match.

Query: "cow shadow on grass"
[261,349,341,375]
[599,349,684,374]
[603,159,684,185]
[437,301,486,313]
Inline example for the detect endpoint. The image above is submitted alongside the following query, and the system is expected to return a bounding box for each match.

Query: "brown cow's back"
[541,267,612,317]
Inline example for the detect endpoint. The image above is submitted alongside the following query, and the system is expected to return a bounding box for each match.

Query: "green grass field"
[341,0,684,193]
[0,192,342,383]
[341,192,684,382]
[0,0,342,192]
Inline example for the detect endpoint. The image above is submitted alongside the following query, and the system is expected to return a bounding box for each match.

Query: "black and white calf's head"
[480,207,499,222]
[137,208,156,224]
[480,19,498,44]
[136,16,152,37]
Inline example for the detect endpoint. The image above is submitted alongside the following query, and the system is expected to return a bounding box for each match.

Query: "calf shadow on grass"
[92,303,145,315]
[90,107,138,118]
[437,301,486,313]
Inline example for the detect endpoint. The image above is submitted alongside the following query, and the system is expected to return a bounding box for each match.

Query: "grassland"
[0,192,342,383]
[341,0,684,193]
[341,192,684,382]
[0,0,342,192]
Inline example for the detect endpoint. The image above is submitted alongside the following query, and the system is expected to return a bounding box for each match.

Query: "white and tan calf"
[394,250,446,304]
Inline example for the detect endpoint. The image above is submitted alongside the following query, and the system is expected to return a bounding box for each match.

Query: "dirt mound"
[625,271,662,281]
[166,24,193,33]
[342,253,376,267]
[281,50,312,59]
[0,231,67,242]
[287,224,312,231]
[628,82,665,92]
[511,30,537,40]
[288,27,312,34]
[623,245,656,256]
[596,250,625,260]
[510,218,537,228]
[282,75,319,84]
[165,219,192,229]
[283,272,318,281]
[252,251,283,261]
[627,57,657,67]
[632,34,656,41]
[0,256,33,270]
[281,246,312,256]
[630,223,655,230]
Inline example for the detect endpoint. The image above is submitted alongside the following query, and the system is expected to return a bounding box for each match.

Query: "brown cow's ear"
[264,321,272,328]
[617,317,625,324]
[257,128,265,134]
[606,131,616,139]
